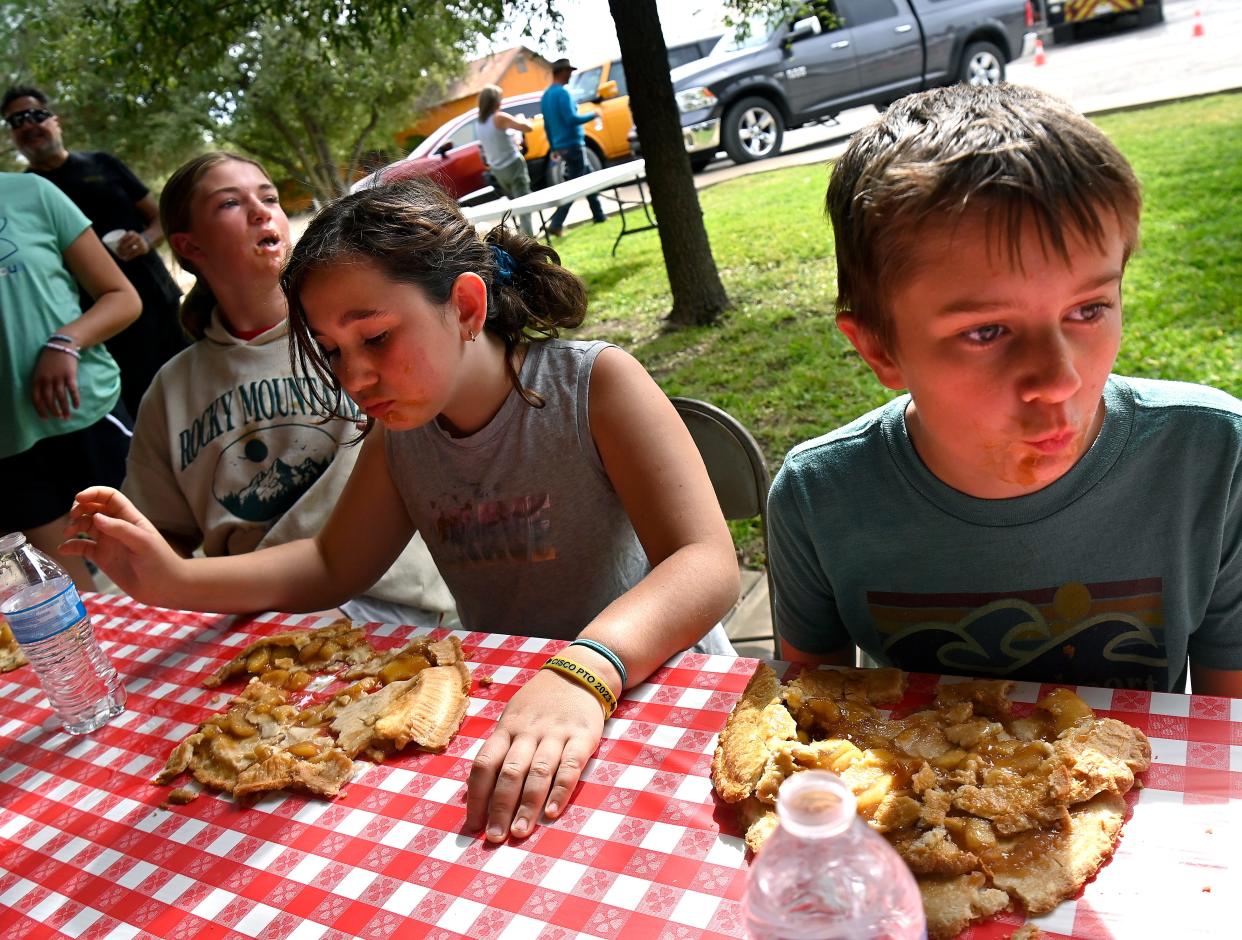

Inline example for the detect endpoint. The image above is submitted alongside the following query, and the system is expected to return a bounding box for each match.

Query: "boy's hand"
[465,668,605,842]
[60,487,183,603]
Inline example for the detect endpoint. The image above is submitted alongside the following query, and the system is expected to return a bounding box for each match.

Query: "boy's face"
[839,209,1125,499]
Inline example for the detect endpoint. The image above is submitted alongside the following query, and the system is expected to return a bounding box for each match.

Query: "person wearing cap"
[540,58,607,237]
[3,86,186,418]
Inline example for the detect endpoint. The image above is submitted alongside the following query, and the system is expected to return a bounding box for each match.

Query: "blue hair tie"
[490,244,516,285]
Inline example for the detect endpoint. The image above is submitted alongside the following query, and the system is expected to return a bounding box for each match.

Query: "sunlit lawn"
[552,92,1242,564]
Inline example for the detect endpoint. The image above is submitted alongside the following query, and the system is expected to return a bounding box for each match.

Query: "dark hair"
[2,86,49,113]
[826,83,1142,352]
[159,151,273,340]
[282,177,588,434]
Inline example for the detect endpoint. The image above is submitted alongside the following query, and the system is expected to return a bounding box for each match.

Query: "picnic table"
[0,595,1238,938]
[464,159,655,256]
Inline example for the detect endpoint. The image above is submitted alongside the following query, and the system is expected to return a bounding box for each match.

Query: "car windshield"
[714,15,783,53]
[569,66,603,101]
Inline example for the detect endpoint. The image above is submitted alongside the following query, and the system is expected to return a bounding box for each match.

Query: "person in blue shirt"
[540,58,607,236]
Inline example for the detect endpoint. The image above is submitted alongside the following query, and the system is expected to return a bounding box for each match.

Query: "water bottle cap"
[775,770,857,839]
[0,532,28,553]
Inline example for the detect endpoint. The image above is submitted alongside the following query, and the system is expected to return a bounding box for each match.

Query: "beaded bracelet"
[44,341,81,360]
[541,655,618,719]
[569,638,628,689]
[47,333,77,346]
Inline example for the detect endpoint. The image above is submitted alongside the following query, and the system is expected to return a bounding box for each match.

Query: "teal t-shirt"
[768,376,1242,692]
[0,173,121,458]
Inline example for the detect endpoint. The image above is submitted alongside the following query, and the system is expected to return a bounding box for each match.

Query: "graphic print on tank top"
[868,578,1168,690]
[431,494,556,565]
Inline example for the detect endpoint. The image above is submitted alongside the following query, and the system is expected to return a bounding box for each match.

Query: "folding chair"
[670,397,777,658]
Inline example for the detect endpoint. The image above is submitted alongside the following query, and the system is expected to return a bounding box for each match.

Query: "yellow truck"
[1042,0,1164,42]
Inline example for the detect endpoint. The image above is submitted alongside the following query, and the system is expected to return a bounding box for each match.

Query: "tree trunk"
[608,0,729,327]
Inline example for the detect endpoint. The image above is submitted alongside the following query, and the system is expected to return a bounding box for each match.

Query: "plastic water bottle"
[0,532,126,734]
[744,770,926,940]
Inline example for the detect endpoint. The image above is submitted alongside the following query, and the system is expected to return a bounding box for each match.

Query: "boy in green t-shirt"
[768,84,1242,697]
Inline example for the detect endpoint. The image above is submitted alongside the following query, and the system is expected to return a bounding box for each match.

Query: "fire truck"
[1039,0,1164,42]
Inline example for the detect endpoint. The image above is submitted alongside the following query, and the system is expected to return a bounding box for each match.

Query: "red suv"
[352,93,550,203]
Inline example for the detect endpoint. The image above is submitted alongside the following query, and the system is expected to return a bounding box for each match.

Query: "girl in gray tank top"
[65,178,740,848]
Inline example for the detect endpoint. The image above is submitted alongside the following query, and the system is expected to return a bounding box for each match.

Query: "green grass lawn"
[553,92,1242,565]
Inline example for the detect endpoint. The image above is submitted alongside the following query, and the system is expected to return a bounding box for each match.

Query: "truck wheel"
[722,96,784,163]
[960,40,1005,86]
[1138,1,1164,28]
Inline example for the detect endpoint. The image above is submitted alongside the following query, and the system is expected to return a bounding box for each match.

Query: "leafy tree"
[1,0,205,180]
[69,0,732,325]
[188,17,471,203]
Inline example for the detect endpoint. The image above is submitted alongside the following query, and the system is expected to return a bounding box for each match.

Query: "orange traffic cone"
[1034,38,1047,66]
[1192,9,1205,37]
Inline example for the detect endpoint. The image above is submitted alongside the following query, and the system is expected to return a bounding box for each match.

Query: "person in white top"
[476,84,535,235]
[116,151,453,625]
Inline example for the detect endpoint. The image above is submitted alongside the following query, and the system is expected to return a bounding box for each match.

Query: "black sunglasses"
[5,108,54,130]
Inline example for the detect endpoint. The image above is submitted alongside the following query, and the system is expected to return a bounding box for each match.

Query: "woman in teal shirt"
[0,172,139,590]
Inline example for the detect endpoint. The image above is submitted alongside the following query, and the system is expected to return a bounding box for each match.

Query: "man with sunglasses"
[3,86,185,418]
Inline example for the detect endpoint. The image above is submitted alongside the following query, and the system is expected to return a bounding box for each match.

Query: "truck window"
[717,14,786,52]
[837,0,899,27]
[446,120,478,150]
[509,102,542,121]
[611,61,628,97]
[569,67,603,102]
[791,0,847,31]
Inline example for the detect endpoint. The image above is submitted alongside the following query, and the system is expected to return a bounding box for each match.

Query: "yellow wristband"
[542,655,618,719]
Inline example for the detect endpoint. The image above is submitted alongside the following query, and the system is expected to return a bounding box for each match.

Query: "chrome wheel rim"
[967,51,1001,86]
[738,107,777,157]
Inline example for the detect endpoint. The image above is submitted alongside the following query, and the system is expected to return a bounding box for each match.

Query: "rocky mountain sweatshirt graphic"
[122,311,453,613]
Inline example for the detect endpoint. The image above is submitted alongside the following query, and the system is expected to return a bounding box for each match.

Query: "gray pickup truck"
[670,0,1031,169]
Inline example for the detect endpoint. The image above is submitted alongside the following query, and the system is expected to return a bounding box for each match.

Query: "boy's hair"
[826,83,1142,351]
[158,151,273,341]
[2,86,48,112]
[283,177,588,433]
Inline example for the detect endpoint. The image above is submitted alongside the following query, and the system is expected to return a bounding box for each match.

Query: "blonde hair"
[159,151,273,340]
[477,84,503,120]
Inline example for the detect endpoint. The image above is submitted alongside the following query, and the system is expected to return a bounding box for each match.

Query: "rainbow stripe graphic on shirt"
[867,578,1167,690]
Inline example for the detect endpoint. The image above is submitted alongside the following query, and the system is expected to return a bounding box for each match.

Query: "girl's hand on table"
[466,667,605,842]
[59,486,185,601]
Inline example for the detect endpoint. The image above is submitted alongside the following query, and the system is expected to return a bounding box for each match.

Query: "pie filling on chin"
[157,621,471,801]
[711,664,1151,940]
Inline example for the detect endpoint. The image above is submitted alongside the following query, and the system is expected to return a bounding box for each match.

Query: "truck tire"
[722,96,784,164]
[959,40,1005,86]
[1138,1,1164,28]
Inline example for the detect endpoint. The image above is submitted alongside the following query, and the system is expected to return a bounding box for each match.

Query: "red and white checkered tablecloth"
[0,595,1238,939]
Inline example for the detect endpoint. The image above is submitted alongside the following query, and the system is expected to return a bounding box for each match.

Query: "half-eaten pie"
[0,620,28,673]
[156,623,471,801]
[712,664,1151,939]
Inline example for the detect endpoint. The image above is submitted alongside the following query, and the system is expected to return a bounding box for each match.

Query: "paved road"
[558,0,1240,230]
